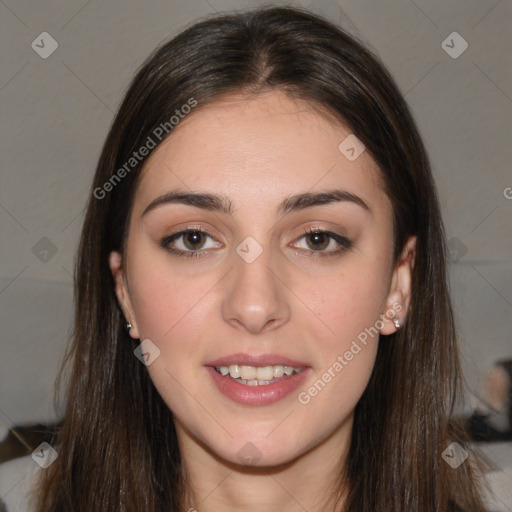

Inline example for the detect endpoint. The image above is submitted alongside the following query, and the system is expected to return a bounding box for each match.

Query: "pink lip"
[205,352,309,368]
[205,366,312,406]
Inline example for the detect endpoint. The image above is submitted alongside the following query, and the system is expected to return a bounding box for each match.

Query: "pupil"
[307,232,328,250]
[184,231,204,249]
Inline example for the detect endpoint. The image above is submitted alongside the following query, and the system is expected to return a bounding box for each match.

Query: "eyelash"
[293,227,352,257]
[160,226,353,259]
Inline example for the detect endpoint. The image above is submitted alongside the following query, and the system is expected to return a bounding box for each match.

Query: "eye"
[290,228,352,257]
[160,227,352,259]
[160,228,221,258]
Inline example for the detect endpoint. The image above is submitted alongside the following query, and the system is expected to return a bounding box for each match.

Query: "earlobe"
[379,236,417,335]
[108,251,140,339]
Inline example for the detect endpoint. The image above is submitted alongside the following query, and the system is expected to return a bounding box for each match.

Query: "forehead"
[134,90,388,216]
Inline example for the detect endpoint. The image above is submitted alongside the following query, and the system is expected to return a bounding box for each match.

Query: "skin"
[109,90,416,512]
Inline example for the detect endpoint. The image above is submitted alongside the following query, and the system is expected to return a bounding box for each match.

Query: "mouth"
[212,364,305,386]
[204,354,311,406]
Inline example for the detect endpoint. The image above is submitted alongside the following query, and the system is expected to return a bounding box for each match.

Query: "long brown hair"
[34,6,488,511]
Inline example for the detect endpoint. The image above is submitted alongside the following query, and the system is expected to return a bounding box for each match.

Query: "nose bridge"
[221,237,290,333]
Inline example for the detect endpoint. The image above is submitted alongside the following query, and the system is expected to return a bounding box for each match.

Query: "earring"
[392,317,401,330]
[125,322,132,333]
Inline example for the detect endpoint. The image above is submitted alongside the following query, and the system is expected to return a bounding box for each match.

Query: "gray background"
[0,0,511,503]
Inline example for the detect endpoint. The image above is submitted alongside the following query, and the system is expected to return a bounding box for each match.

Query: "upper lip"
[205,352,309,368]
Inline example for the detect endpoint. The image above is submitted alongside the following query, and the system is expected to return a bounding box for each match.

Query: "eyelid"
[160,225,222,258]
[160,225,352,258]
[289,227,352,257]
[161,223,221,243]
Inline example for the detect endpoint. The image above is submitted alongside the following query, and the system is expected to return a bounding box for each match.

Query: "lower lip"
[205,366,311,406]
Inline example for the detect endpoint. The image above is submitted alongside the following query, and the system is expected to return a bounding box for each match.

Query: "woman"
[33,5,489,511]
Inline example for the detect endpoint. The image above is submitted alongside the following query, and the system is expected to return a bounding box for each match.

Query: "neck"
[176,413,353,512]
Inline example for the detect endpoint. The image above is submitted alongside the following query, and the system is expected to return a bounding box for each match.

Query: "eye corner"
[159,226,223,258]
[290,227,353,257]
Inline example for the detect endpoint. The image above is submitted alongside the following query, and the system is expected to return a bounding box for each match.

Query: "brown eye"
[182,230,206,250]
[160,228,222,258]
[290,228,353,258]
[305,232,329,251]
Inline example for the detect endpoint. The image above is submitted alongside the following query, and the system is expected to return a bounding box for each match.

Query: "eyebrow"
[141,189,372,217]
[278,189,371,216]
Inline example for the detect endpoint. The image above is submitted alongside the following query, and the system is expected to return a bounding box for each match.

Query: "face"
[110,90,416,468]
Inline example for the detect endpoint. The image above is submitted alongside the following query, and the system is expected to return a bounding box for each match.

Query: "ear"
[379,236,416,335]
[109,251,140,339]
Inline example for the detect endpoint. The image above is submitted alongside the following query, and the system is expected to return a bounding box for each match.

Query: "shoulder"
[0,455,41,512]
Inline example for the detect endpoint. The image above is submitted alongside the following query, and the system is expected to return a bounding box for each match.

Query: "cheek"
[295,273,382,421]
[125,247,224,416]
[293,258,388,412]
[127,247,218,342]
[127,257,218,428]
[301,262,388,352]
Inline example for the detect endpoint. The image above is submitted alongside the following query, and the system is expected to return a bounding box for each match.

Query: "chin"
[205,431,312,469]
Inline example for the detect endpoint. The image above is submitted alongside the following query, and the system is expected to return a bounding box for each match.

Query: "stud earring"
[125,322,132,333]
[392,317,401,330]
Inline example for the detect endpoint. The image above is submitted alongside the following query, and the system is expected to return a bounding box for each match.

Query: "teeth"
[229,364,240,378]
[218,364,303,382]
[257,366,274,380]
[273,365,285,378]
[234,378,283,386]
[239,365,255,380]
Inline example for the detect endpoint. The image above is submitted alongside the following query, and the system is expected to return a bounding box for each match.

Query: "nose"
[221,242,291,335]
